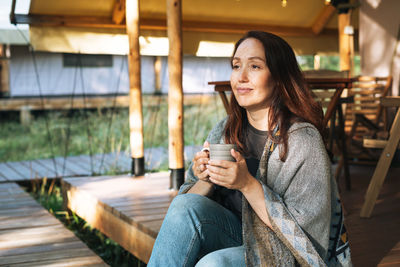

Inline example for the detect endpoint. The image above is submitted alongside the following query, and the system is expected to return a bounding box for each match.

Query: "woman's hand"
[192,141,210,181]
[207,149,254,192]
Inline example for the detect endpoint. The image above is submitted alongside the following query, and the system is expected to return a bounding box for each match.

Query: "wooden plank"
[39,157,78,177]
[0,247,101,265]
[0,240,86,257]
[10,256,107,267]
[363,139,400,149]
[0,213,60,230]
[0,207,49,220]
[0,224,72,248]
[17,160,57,179]
[382,96,400,107]
[0,163,26,180]
[378,242,400,266]
[5,161,34,180]
[63,179,156,263]
[55,156,90,176]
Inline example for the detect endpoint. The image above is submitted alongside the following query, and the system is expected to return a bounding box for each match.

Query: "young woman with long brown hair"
[147,31,352,267]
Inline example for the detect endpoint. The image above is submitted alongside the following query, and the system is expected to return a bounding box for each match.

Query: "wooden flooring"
[0,182,108,266]
[338,164,400,267]
[63,164,400,266]
[0,146,201,182]
[62,172,176,263]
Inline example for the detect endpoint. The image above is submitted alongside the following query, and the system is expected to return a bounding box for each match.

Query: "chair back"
[345,76,393,136]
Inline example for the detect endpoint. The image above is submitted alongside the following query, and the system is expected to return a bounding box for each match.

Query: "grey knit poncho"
[179,118,352,267]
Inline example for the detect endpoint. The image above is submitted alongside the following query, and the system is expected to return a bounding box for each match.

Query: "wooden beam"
[0,95,216,111]
[312,4,336,35]
[13,14,337,37]
[167,0,184,190]
[126,0,145,175]
[112,0,126,25]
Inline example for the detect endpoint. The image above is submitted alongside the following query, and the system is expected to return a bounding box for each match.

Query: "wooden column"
[0,45,10,97]
[154,56,162,95]
[126,0,145,176]
[167,0,184,190]
[338,12,352,75]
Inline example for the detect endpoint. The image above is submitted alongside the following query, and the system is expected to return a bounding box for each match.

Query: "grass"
[0,94,225,163]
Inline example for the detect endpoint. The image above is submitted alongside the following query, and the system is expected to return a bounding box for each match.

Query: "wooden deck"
[0,146,201,182]
[339,164,400,267]
[62,172,176,263]
[0,182,108,266]
[62,165,400,266]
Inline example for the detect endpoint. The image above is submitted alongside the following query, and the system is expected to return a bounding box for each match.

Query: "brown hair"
[224,31,323,161]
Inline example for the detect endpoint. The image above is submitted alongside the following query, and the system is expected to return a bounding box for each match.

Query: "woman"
[147,31,351,267]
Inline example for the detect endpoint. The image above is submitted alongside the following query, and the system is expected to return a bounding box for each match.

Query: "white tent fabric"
[9,46,232,96]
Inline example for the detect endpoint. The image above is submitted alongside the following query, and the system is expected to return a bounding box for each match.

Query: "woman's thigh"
[164,193,242,253]
[195,245,245,267]
[148,193,242,266]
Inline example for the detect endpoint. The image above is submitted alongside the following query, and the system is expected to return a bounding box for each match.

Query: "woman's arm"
[187,180,215,197]
[240,175,272,228]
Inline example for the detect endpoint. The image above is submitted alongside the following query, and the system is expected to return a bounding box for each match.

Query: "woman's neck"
[246,107,270,131]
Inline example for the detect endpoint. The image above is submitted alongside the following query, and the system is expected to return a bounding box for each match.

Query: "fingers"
[231,149,244,162]
[203,140,210,148]
[208,159,234,168]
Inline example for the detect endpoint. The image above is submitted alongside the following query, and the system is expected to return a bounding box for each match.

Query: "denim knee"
[195,252,233,267]
[167,193,210,219]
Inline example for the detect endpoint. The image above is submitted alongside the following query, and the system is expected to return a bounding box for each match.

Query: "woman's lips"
[236,87,253,94]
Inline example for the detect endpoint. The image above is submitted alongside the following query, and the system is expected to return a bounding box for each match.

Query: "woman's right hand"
[192,141,210,181]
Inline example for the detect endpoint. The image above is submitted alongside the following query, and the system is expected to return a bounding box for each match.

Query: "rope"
[98,55,126,174]
[14,26,59,178]
[77,53,95,175]
[146,56,166,169]
[61,58,79,177]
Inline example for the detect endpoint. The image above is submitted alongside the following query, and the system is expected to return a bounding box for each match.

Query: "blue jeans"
[147,193,244,267]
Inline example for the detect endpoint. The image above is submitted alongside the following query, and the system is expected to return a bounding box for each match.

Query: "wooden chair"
[360,96,400,217]
[307,78,353,190]
[345,76,393,159]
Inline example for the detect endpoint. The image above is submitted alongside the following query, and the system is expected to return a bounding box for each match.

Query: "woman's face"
[230,38,274,111]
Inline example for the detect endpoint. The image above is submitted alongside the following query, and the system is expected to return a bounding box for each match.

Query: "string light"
[325,0,331,4]
[281,0,287,7]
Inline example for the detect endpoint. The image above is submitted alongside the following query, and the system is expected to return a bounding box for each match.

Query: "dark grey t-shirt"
[218,122,268,220]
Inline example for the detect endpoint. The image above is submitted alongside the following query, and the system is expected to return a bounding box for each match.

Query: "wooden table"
[209,78,354,190]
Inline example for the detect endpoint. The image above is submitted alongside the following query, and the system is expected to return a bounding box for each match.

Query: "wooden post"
[338,12,352,75]
[167,0,184,190]
[0,45,10,97]
[126,0,145,176]
[154,56,162,95]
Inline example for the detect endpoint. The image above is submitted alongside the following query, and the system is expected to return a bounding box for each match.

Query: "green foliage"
[0,94,225,163]
[26,178,146,267]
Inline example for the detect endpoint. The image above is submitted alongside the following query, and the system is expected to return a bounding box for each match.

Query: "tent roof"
[15,0,359,55]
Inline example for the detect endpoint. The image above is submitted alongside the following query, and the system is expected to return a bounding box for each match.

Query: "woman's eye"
[251,65,260,69]
[232,65,240,69]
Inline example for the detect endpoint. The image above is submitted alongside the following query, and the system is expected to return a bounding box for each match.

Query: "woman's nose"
[239,68,248,82]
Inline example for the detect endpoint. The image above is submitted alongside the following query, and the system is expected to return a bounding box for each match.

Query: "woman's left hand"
[207,149,253,191]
